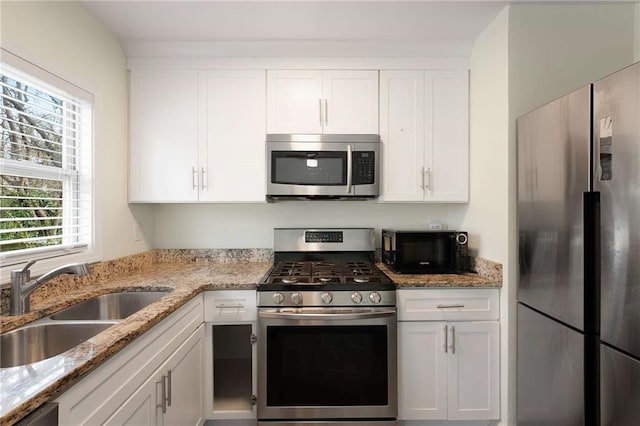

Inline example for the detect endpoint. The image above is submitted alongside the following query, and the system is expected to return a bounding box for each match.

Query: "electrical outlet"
[134,221,143,241]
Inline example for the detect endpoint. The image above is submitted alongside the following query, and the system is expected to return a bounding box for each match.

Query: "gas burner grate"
[264,260,391,286]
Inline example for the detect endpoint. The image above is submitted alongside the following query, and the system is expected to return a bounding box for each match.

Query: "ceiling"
[80,1,510,57]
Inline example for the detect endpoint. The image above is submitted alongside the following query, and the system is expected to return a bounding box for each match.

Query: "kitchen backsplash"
[0,250,501,314]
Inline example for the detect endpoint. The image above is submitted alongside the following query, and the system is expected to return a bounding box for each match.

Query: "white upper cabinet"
[379,69,469,202]
[198,70,266,202]
[129,69,199,202]
[267,70,378,134]
[129,69,266,203]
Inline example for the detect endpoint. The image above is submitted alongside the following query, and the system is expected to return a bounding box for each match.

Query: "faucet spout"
[32,263,91,287]
[9,261,91,315]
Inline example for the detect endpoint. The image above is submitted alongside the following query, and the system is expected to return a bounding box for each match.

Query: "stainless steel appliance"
[517,61,640,425]
[381,229,469,274]
[266,134,380,199]
[257,228,397,425]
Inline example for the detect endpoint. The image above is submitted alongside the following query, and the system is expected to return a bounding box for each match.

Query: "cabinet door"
[199,70,266,202]
[267,70,323,133]
[129,69,199,202]
[398,322,447,420]
[163,325,205,426]
[206,322,257,420]
[323,70,378,134]
[447,321,500,420]
[379,71,425,202]
[424,70,469,202]
[104,369,164,426]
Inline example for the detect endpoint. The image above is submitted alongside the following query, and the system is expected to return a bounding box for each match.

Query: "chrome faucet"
[9,260,91,315]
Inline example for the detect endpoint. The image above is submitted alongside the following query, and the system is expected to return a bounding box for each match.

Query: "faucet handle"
[19,259,37,274]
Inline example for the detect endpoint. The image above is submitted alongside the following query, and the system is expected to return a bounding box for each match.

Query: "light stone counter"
[0,251,271,425]
[0,250,500,425]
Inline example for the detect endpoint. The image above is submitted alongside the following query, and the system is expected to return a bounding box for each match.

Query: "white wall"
[465,6,510,424]
[154,202,465,249]
[0,1,154,264]
[509,4,635,121]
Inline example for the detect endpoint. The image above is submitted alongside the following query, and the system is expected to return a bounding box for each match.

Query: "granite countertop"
[0,261,271,426]
[0,251,501,425]
[377,263,502,288]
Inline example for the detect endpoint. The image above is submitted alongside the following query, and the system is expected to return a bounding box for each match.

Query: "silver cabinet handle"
[346,144,353,194]
[192,167,197,190]
[319,98,323,126]
[420,166,425,189]
[201,167,207,190]
[166,370,172,407]
[215,303,244,309]
[425,167,432,192]
[444,324,448,353]
[451,325,456,354]
[437,304,465,309]
[158,376,167,414]
[325,99,328,125]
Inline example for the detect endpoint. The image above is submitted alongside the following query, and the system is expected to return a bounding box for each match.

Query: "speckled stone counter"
[0,254,271,426]
[0,250,501,425]
[377,256,502,288]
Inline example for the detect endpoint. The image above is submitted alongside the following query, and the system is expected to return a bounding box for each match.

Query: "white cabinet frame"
[397,289,500,421]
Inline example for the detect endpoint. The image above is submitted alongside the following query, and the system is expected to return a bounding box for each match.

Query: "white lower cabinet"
[203,290,258,420]
[398,289,500,422]
[55,295,204,425]
[105,325,205,425]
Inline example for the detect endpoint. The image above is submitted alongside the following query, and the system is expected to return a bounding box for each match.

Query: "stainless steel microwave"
[266,134,380,199]
[382,229,469,274]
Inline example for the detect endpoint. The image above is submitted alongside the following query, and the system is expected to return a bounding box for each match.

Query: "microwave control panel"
[353,151,375,185]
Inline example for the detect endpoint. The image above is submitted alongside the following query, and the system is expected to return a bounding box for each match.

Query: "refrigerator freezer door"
[517,303,584,426]
[593,62,640,358]
[601,344,640,425]
[517,85,591,331]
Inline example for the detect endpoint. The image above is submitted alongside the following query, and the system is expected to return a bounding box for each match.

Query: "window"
[0,54,93,265]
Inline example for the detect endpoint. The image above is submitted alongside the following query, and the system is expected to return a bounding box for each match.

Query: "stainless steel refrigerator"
[517,61,640,425]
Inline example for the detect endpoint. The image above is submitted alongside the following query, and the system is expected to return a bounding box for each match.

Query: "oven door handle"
[258,310,396,320]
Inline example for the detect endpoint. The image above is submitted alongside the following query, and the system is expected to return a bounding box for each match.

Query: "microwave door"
[268,145,350,197]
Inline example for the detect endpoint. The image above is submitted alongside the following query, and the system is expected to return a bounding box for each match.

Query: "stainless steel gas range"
[257,228,397,426]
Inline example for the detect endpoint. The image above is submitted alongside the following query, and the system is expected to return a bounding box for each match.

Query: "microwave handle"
[346,144,353,193]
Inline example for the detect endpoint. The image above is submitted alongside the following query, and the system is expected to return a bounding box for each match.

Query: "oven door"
[267,141,379,198]
[258,307,397,421]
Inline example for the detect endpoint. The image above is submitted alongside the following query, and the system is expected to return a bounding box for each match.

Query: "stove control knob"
[291,292,303,305]
[351,291,363,304]
[272,292,285,305]
[369,292,382,304]
[321,292,333,304]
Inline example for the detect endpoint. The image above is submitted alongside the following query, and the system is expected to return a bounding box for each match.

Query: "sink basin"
[0,322,115,368]
[50,291,167,321]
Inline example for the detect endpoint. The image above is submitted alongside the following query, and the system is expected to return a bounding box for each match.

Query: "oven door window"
[271,151,346,185]
[266,325,388,406]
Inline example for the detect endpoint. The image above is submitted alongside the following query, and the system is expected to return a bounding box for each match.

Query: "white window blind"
[0,58,93,265]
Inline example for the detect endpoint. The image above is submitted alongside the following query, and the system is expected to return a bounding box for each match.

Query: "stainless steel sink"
[0,322,115,368]
[49,291,167,321]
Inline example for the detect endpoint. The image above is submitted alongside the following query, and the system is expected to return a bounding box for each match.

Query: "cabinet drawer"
[204,290,257,322]
[398,289,499,321]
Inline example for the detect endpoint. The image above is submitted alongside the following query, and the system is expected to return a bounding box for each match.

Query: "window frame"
[1,48,100,278]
